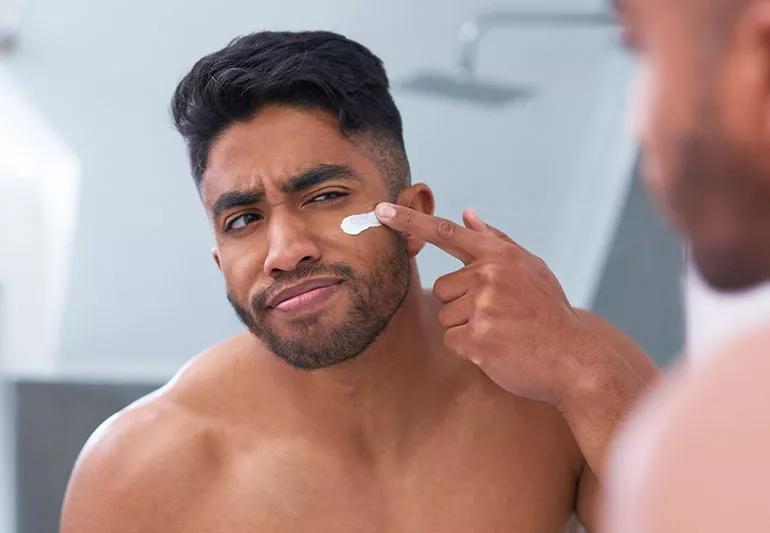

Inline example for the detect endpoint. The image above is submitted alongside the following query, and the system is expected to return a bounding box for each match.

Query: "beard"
[671,128,770,291]
[227,233,411,370]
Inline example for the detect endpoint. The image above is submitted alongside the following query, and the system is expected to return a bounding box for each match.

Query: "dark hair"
[171,30,410,196]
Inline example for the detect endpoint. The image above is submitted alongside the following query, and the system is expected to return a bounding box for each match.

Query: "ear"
[723,3,770,149]
[212,247,222,271]
[395,183,435,258]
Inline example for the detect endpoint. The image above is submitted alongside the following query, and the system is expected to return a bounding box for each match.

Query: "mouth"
[266,278,345,312]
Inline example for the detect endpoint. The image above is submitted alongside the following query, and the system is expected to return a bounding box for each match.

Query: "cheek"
[632,59,675,161]
[219,241,267,297]
[632,54,690,194]
[315,202,386,251]
[630,61,667,198]
[323,226,380,263]
[318,212,397,268]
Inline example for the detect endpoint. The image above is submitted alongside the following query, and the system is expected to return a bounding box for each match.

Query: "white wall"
[2,0,632,379]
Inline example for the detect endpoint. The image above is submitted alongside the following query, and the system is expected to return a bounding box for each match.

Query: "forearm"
[556,336,650,478]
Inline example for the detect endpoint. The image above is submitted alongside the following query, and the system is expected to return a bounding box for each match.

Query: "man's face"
[201,105,411,370]
[618,0,770,290]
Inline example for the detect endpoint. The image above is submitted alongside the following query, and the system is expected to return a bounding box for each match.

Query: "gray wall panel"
[13,381,158,533]
[592,169,684,367]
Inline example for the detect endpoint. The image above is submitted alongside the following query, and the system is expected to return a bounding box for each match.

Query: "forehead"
[616,0,706,24]
[614,0,657,22]
[200,105,376,204]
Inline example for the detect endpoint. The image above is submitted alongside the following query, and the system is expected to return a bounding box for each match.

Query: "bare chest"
[177,428,578,532]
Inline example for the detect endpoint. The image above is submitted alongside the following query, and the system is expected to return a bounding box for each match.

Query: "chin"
[276,312,332,334]
[692,244,770,293]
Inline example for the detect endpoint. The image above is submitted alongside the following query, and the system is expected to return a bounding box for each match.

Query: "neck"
[264,262,465,458]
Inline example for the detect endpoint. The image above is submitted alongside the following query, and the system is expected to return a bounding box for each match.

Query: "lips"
[266,278,344,309]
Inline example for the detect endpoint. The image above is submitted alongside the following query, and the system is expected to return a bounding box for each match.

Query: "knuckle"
[497,243,517,260]
[402,208,416,228]
[472,267,486,284]
[437,218,455,240]
[478,262,502,282]
[470,317,493,340]
[474,291,494,316]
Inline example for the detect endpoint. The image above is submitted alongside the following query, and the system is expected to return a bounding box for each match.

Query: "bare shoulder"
[61,393,220,532]
[575,309,660,383]
[61,333,256,533]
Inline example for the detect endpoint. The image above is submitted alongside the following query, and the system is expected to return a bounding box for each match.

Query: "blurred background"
[0,0,684,530]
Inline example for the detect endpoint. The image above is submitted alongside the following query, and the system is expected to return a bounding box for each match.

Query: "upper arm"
[575,309,661,384]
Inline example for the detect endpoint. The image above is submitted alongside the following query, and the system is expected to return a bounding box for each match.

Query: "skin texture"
[61,105,657,532]
[604,0,770,530]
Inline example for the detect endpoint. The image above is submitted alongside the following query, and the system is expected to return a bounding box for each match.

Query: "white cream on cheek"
[340,210,381,236]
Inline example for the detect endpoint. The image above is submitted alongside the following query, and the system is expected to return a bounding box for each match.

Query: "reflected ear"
[212,248,222,271]
[729,3,770,146]
[395,183,435,258]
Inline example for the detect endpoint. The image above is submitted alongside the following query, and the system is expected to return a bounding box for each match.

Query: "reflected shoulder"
[610,325,770,532]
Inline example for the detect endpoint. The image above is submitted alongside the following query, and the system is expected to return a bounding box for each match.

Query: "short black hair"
[171,30,410,197]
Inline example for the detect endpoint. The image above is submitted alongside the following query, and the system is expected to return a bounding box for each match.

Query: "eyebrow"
[210,164,357,219]
[211,189,265,220]
[280,164,356,194]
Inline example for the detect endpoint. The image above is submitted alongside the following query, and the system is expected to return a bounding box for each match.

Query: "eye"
[308,191,349,204]
[225,212,262,232]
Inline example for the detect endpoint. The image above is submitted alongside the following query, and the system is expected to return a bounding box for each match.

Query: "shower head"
[398,71,533,106]
[0,0,25,53]
[399,9,616,107]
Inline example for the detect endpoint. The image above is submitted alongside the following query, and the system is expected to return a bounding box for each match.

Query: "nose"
[262,209,322,277]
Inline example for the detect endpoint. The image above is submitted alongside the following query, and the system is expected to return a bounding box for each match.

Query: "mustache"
[251,262,357,311]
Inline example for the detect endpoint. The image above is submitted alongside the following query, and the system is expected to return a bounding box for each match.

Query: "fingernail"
[376,203,396,219]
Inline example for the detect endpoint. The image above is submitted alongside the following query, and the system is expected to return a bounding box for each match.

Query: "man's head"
[172,31,433,370]
[616,0,770,290]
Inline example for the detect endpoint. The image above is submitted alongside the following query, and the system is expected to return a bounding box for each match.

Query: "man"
[598,0,770,530]
[61,31,656,532]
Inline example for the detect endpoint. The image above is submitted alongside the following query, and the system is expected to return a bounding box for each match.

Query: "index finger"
[375,203,489,264]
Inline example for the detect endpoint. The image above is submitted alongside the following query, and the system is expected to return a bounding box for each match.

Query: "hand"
[375,202,615,406]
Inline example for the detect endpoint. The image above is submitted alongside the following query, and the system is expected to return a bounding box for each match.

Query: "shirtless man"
[60,31,656,532]
[601,0,770,530]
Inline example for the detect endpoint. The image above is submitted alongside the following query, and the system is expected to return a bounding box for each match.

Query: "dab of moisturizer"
[340,210,382,236]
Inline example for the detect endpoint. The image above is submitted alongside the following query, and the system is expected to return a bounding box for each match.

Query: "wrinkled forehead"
[614,0,737,28]
[198,106,381,208]
[203,111,330,186]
